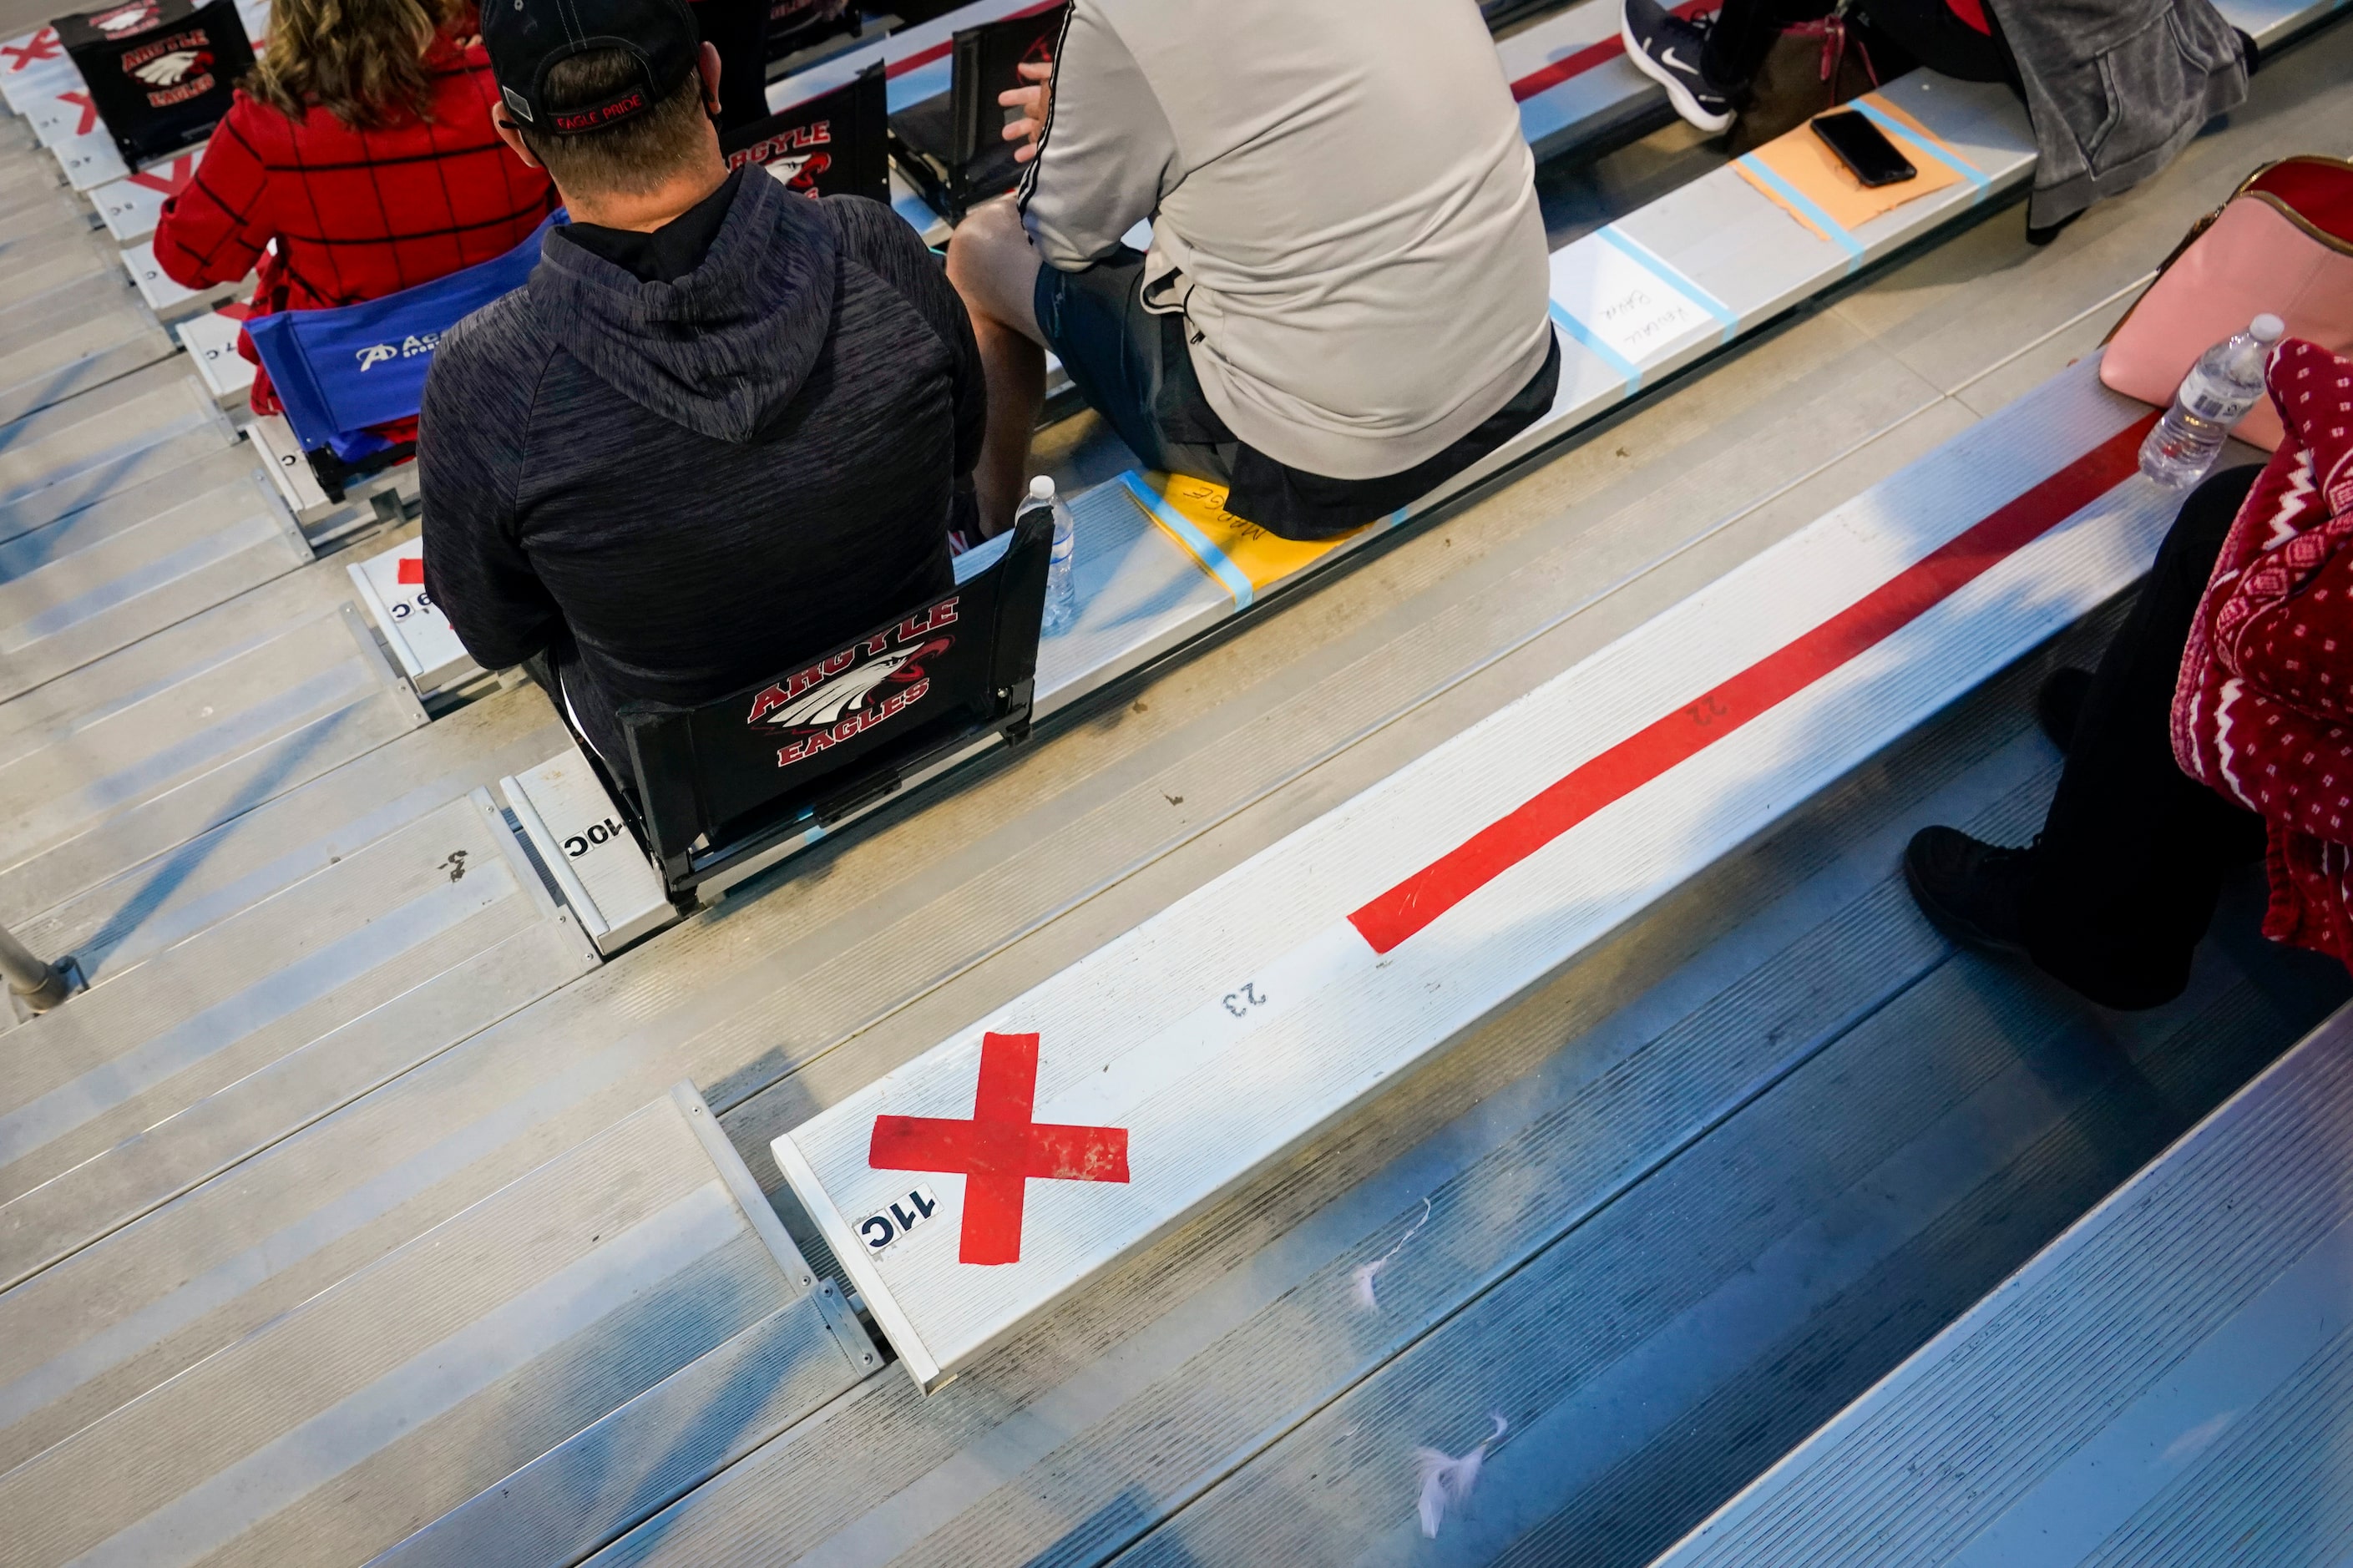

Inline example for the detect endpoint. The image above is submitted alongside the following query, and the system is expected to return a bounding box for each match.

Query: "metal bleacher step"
[2,680,567,1009]
[0,361,245,549]
[569,610,2349,1567]
[0,1083,878,1568]
[0,557,428,957]
[0,785,596,1292]
[1649,1000,2353,1568]
[0,268,175,427]
[0,443,307,703]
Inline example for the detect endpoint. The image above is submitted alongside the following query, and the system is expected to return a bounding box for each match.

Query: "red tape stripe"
[885,0,1061,78]
[1510,0,1712,102]
[1348,415,2155,954]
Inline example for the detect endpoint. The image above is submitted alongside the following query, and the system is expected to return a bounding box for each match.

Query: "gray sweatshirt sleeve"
[1015,0,1176,268]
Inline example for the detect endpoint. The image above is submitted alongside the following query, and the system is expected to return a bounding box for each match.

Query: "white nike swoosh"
[1661,46,1693,73]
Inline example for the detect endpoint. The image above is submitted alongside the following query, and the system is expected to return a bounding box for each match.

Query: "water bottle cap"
[2251,314,2285,342]
[1028,475,1056,500]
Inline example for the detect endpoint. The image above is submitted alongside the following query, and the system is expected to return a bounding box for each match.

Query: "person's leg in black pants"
[1905,464,2268,1009]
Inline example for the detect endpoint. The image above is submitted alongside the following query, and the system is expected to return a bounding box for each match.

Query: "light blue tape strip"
[1737,153,1866,274]
[1118,470,1256,608]
[1549,299,1642,397]
[1596,225,1738,346]
[1848,98,1989,200]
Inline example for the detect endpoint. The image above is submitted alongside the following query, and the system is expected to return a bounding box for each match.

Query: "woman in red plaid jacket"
[151,0,554,431]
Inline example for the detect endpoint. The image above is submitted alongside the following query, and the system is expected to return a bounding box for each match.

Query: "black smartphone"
[1810,110,1917,188]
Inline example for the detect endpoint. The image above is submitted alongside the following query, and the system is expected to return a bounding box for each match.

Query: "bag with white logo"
[54,0,251,164]
[245,212,556,454]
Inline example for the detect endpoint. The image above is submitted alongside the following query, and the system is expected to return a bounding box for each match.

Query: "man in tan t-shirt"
[947,0,1557,541]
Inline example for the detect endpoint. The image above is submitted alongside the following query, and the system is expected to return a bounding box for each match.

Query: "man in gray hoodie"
[420,0,983,766]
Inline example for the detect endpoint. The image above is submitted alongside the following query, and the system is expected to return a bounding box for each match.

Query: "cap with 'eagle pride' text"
[481,0,701,134]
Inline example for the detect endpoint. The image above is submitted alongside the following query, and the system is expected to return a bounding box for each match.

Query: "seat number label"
[858,1185,941,1254]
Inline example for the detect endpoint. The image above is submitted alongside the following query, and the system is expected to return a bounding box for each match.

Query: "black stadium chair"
[888,3,1066,220]
[721,63,891,205]
[595,508,1054,903]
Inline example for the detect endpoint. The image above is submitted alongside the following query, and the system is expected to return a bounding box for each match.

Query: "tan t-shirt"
[1017,0,1553,481]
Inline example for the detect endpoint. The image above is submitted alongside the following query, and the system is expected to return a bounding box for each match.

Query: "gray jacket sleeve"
[418,306,562,675]
[1015,0,1176,267]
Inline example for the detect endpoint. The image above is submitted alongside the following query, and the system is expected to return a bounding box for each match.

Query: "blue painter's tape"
[1849,98,1989,200]
[1118,470,1256,608]
[1549,300,1642,398]
[1597,225,1738,345]
[1737,153,1866,274]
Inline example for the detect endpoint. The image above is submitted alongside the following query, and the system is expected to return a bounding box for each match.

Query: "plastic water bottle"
[1030,474,1080,635]
[2139,314,2286,490]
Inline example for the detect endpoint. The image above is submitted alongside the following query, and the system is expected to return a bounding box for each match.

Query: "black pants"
[2019,465,2268,1009]
[1703,0,2014,89]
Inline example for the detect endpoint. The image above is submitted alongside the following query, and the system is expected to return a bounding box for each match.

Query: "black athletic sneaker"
[1904,826,2039,957]
[1621,0,1733,134]
[2036,667,2093,755]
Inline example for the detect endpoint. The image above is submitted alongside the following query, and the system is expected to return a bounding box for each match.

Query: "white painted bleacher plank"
[771,358,2170,1390]
[347,534,480,699]
[0,788,594,1287]
[0,28,73,116]
[90,154,194,243]
[0,363,241,549]
[1650,1003,2353,1568]
[0,449,305,702]
[175,306,256,401]
[0,1085,870,1568]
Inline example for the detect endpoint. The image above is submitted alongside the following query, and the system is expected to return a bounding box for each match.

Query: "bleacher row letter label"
[858,1185,941,1255]
[868,1031,1131,1265]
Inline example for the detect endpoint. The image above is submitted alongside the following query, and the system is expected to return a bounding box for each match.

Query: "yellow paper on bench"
[1135,473,1370,599]
[1735,94,1962,243]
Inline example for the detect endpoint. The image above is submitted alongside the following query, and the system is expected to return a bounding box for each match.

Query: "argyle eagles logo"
[744,597,959,768]
[119,23,215,107]
[724,117,832,196]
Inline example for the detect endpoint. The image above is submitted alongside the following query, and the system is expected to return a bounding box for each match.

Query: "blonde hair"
[245,0,463,129]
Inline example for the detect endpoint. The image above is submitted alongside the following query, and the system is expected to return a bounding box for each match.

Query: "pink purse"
[2102,156,2353,453]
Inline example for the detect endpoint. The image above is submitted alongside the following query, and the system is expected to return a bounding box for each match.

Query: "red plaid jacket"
[152,18,554,426]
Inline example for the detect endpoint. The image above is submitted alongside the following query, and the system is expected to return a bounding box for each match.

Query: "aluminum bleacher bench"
[0,1081,878,1568]
[762,355,2189,1392]
[1646,996,2353,1568]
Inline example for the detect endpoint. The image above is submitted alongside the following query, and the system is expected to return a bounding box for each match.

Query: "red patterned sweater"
[150,19,553,427]
[2173,337,2353,971]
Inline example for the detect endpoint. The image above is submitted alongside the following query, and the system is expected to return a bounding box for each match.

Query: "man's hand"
[999,59,1053,164]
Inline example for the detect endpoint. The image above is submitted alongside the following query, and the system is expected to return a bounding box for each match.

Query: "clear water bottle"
[1028,474,1080,635]
[2139,313,2286,490]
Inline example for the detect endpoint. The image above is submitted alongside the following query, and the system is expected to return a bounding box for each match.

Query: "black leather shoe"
[2036,667,2093,755]
[1905,826,2038,956]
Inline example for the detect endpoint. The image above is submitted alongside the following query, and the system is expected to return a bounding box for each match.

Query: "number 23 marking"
[1224,982,1267,1017]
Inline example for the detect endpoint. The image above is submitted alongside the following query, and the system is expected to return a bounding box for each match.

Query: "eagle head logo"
[90,1,160,33]
[130,45,207,84]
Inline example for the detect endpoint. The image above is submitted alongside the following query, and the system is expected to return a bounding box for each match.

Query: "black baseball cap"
[481,0,701,135]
